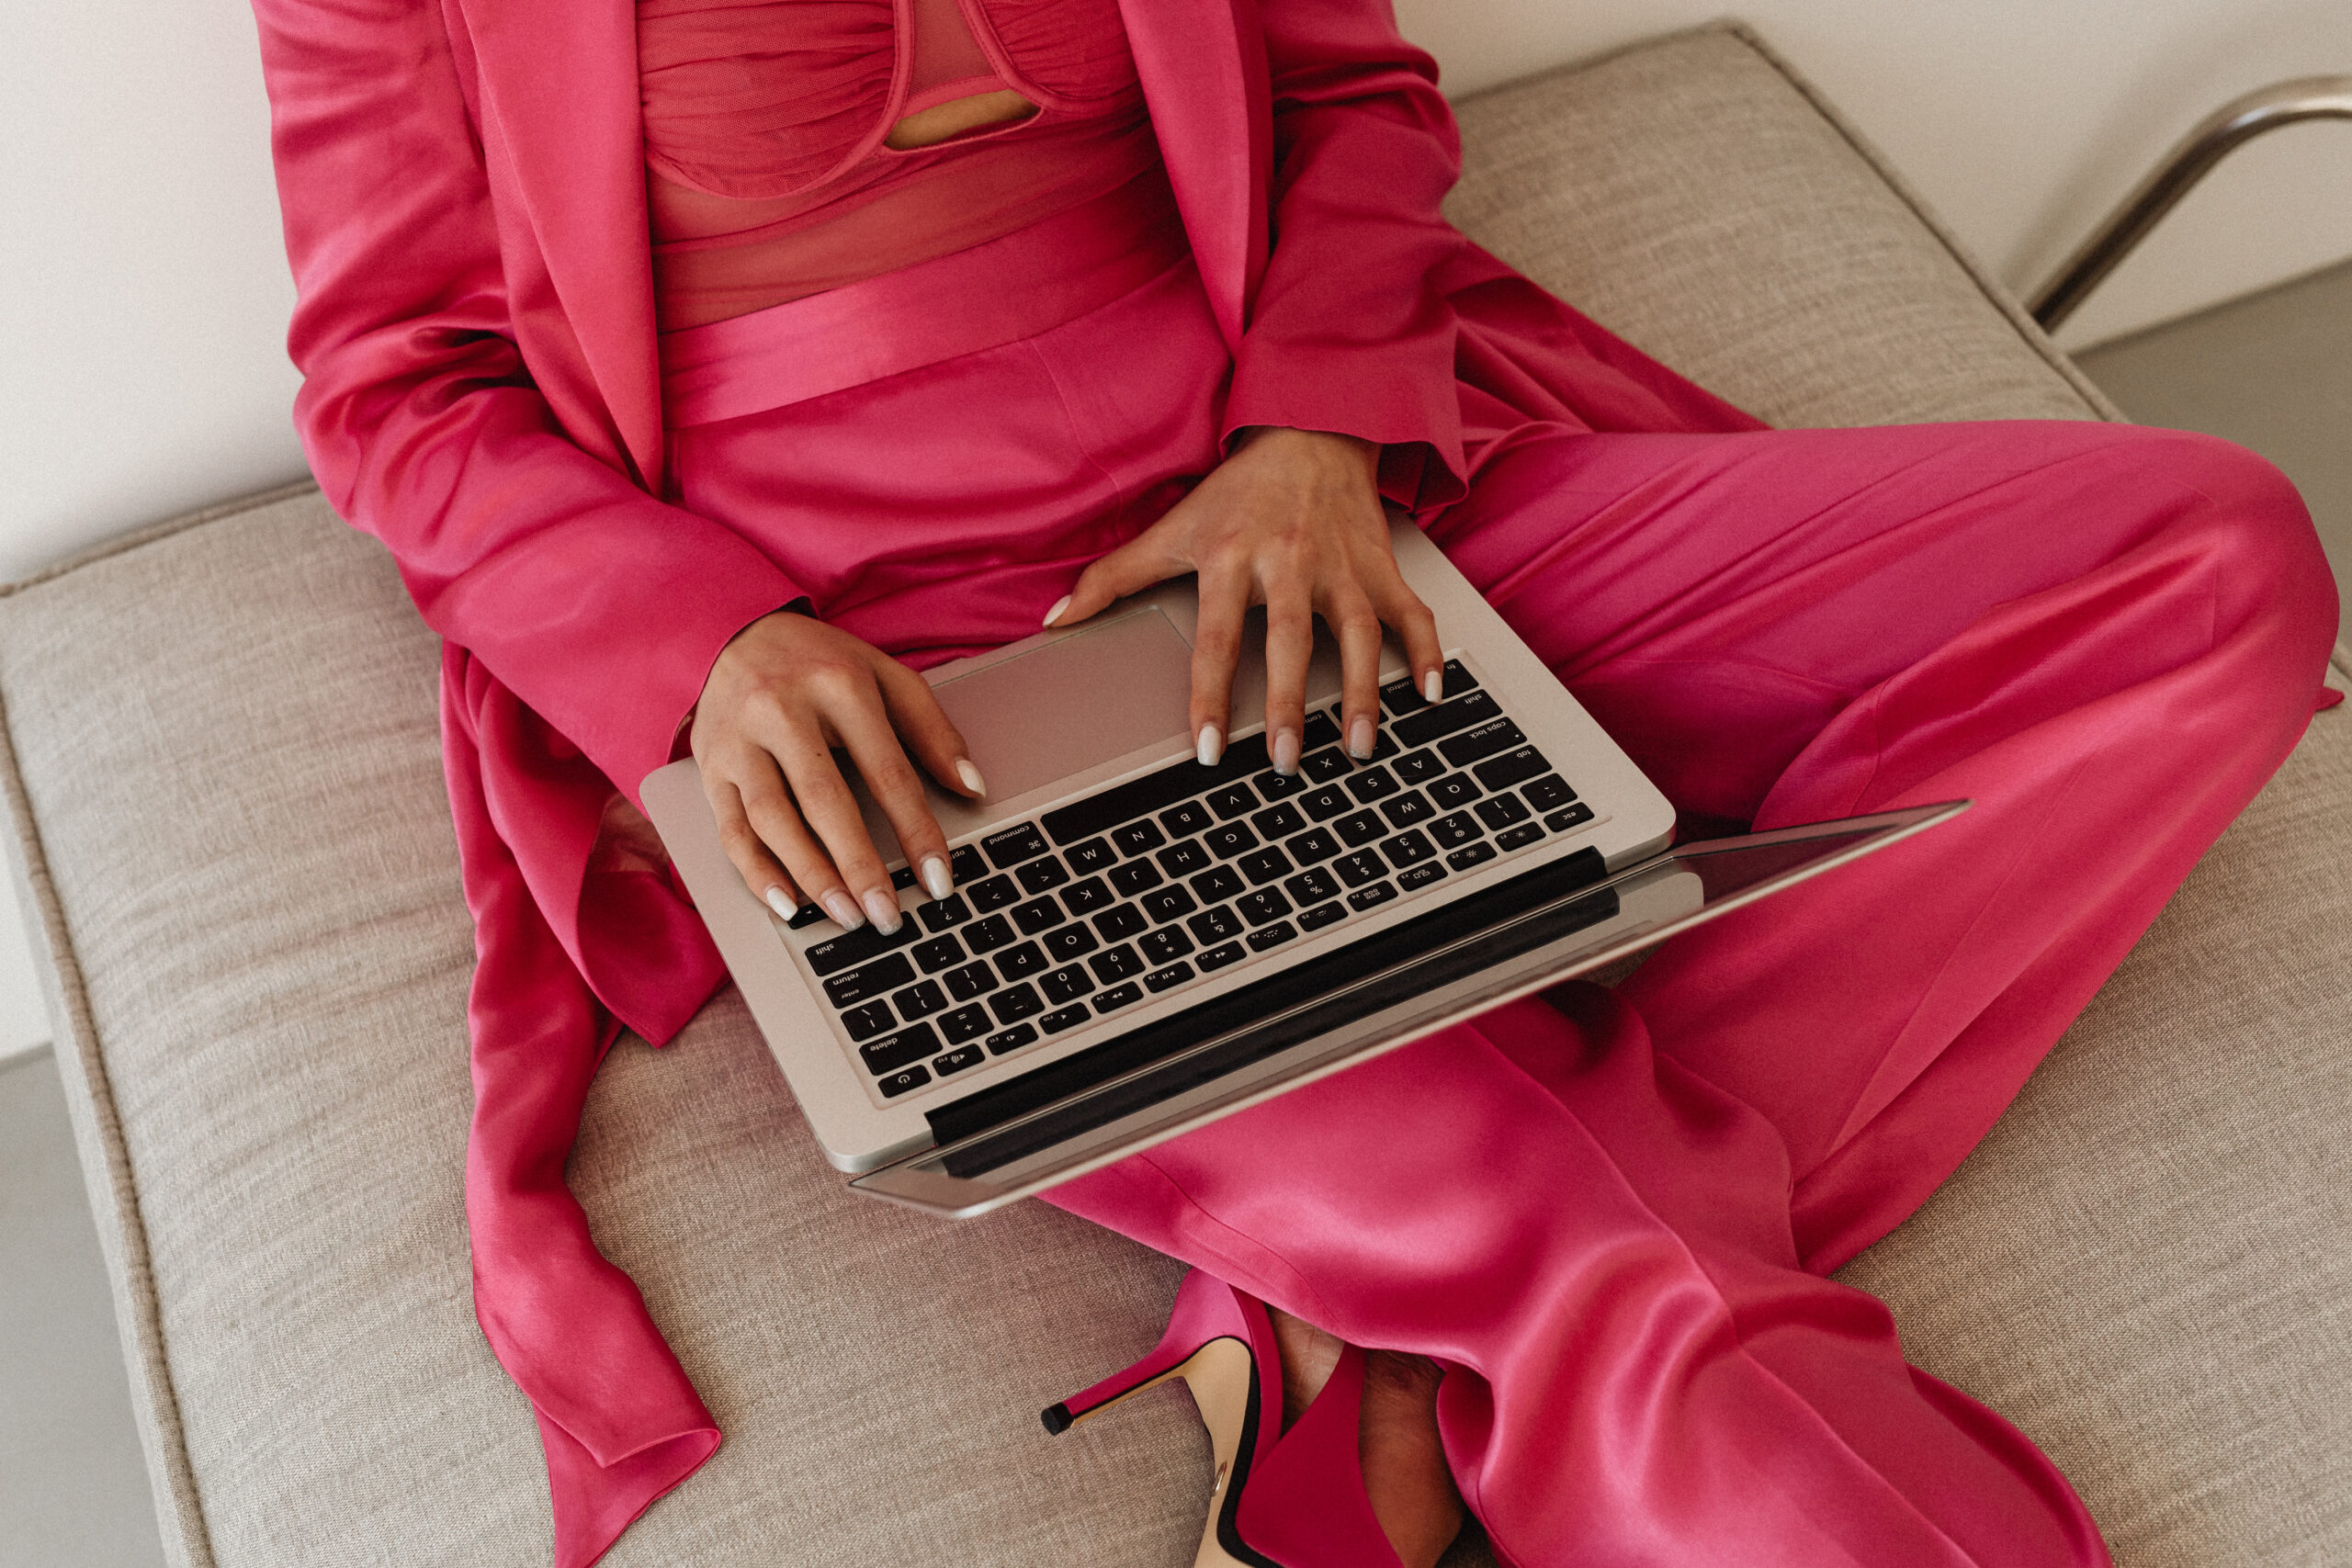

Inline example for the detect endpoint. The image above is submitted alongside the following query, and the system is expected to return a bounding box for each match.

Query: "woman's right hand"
[690,609,986,934]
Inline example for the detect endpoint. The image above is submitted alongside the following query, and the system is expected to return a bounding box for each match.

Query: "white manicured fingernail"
[1349,716,1375,759]
[1423,670,1443,704]
[863,888,903,933]
[821,890,865,931]
[920,855,953,901]
[764,886,797,920]
[1044,594,1072,627]
[1196,724,1224,766]
[956,757,987,795]
[1272,728,1300,774]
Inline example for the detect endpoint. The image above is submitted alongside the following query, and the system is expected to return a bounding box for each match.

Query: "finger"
[702,764,814,922]
[742,686,905,933]
[729,753,870,931]
[1366,558,1445,705]
[822,677,957,906]
[871,653,987,807]
[1046,527,1190,628]
[1325,586,1386,761]
[1260,574,1316,775]
[1188,561,1250,765]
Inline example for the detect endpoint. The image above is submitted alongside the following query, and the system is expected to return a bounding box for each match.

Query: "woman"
[251,0,2336,1562]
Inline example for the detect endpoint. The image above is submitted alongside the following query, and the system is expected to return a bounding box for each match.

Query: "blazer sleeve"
[252,0,806,801]
[1221,0,1471,504]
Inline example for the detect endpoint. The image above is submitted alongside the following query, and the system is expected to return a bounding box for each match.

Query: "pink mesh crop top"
[638,0,1160,331]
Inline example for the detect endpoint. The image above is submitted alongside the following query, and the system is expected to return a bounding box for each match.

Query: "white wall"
[0,0,2347,1062]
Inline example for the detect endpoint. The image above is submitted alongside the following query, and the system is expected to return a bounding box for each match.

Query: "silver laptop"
[643,518,1961,1217]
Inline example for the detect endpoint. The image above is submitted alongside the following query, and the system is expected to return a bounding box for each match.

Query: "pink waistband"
[659,167,1190,430]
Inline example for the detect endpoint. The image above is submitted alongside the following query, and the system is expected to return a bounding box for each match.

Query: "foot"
[1270,1308,1465,1568]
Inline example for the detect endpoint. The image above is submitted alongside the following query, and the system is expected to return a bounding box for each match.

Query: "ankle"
[1268,1305,1343,1429]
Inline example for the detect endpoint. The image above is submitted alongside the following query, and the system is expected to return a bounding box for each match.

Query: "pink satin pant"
[1048,419,2337,1567]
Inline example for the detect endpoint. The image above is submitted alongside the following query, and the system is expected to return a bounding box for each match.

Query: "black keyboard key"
[1496,821,1545,852]
[986,1022,1040,1055]
[1157,839,1212,877]
[1190,865,1245,905]
[1161,800,1215,838]
[1393,687,1500,749]
[1522,774,1578,811]
[784,902,826,931]
[1301,748,1352,783]
[1298,900,1346,931]
[803,919,919,978]
[1250,802,1306,840]
[1140,925,1195,965]
[1044,923,1100,963]
[1438,717,1526,770]
[1247,921,1297,952]
[962,914,1015,954]
[1285,827,1340,865]
[1062,875,1117,917]
[1283,866,1340,905]
[1141,886,1198,924]
[1343,766,1399,804]
[1299,784,1352,820]
[949,845,989,886]
[1109,860,1163,897]
[1093,982,1143,1011]
[1475,795,1531,830]
[1430,811,1482,850]
[1379,672,1430,716]
[1397,862,1446,892]
[1040,964,1094,1005]
[1347,880,1398,911]
[1111,818,1168,857]
[1380,790,1433,829]
[1237,847,1292,886]
[1011,896,1067,936]
[891,864,919,891]
[1144,962,1195,993]
[1090,944,1145,984]
[912,934,966,974]
[1204,822,1259,858]
[944,961,999,1002]
[1334,850,1386,888]
[1063,837,1117,875]
[1379,829,1436,870]
[840,1000,895,1042]
[995,942,1049,981]
[1235,888,1293,926]
[1427,773,1482,810]
[892,979,948,1021]
[989,984,1046,1024]
[822,953,915,1009]
[1335,809,1386,848]
[933,1044,987,1075]
[1476,746,1552,793]
[1304,710,1344,750]
[967,874,1021,913]
[1254,769,1306,799]
[1040,728,1273,844]
[860,1021,938,1077]
[1189,904,1244,943]
[1204,782,1258,819]
[1197,941,1246,972]
[1441,659,1477,697]
[916,895,971,934]
[1093,904,1148,942]
[982,822,1049,869]
[876,1065,931,1099]
[1392,748,1444,785]
[1545,803,1597,833]
[1016,857,1070,896]
[1369,728,1399,761]
[1445,841,1498,873]
[938,1003,992,1044]
[1039,1006,1091,1035]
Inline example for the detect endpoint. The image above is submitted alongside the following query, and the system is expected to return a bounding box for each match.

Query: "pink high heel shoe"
[1043,1270,1404,1568]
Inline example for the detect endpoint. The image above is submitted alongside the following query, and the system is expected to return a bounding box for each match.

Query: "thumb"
[1046,526,1190,629]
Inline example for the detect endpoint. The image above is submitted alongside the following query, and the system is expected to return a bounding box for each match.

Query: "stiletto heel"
[1044,1271,1413,1568]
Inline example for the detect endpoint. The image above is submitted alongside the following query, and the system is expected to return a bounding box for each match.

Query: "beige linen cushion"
[4,20,2343,1568]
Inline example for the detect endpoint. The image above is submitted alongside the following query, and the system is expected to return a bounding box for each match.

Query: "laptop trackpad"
[933,608,1195,802]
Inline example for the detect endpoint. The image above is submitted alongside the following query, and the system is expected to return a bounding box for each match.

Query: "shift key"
[1438,716,1526,769]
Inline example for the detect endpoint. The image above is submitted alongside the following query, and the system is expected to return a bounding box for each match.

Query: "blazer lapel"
[454,0,667,487]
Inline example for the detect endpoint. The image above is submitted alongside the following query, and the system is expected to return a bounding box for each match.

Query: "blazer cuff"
[1222,342,1467,515]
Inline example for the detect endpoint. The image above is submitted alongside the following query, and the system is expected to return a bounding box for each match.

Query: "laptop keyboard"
[788,659,1599,1102]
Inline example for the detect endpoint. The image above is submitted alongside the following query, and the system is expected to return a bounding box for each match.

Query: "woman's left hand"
[1045,425,1443,773]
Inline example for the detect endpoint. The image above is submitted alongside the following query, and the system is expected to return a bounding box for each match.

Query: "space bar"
[1040,731,1272,845]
